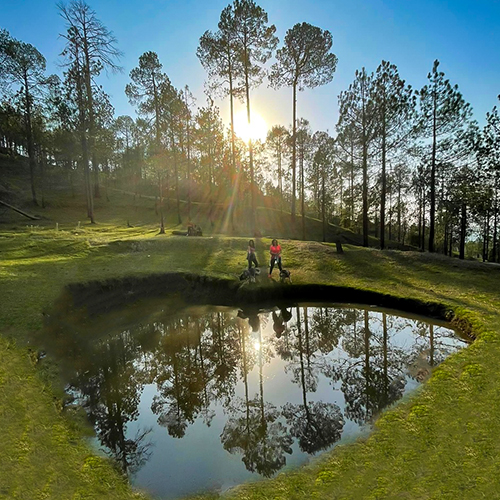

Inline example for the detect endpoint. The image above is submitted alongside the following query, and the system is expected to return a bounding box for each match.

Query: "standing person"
[268,239,283,277]
[247,239,259,269]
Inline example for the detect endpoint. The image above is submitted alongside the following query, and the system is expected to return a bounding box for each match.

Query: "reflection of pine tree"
[311,307,353,354]
[193,316,215,426]
[222,398,292,476]
[282,307,344,454]
[149,311,244,436]
[331,311,407,425]
[151,317,206,438]
[73,331,152,475]
[282,401,344,454]
[285,308,318,391]
[340,308,365,358]
[206,312,241,407]
[221,325,292,477]
[407,321,464,381]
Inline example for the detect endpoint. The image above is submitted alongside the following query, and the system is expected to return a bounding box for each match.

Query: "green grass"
[1,221,500,499]
[0,164,499,499]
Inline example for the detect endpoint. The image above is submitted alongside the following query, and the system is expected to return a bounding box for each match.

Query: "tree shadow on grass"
[337,249,500,317]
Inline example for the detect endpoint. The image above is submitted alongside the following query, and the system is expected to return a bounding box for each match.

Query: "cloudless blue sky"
[2,0,499,133]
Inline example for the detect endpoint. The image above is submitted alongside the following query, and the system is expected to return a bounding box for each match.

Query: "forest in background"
[1,0,499,261]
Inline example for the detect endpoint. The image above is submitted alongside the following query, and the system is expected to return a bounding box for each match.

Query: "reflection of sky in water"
[57,305,467,500]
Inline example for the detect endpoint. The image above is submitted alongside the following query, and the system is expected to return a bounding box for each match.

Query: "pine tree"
[126,52,170,232]
[270,22,337,227]
[265,125,289,212]
[59,0,121,220]
[372,61,415,249]
[223,0,278,235]
[417,60,472,252]
[2,35,47,205]
[337,68,377,247]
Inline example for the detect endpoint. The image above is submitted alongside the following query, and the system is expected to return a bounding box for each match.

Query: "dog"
[239,267,261,283]
[279,269,292,284]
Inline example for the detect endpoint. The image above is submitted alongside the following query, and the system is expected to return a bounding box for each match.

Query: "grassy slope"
[0,155,410,251]
[1,222,499,499]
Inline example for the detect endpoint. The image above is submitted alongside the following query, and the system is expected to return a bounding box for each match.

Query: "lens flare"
[234,110,268,143]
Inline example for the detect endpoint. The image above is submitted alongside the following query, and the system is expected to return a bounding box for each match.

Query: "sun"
[234,110,268,143]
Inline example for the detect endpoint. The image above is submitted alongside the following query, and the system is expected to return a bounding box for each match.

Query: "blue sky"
[2,0,499,133]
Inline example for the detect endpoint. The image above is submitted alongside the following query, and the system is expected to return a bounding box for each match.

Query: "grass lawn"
[1,217,499,499]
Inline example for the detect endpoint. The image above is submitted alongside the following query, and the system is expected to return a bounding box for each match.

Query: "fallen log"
[0,199,40,220]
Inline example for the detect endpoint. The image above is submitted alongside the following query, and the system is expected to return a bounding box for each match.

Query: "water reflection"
[43,304,467,499]
[221,326,293,477]
[281,308,344,454]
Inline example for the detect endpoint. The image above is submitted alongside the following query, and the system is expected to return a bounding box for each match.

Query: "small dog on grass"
[240,267,261,283]
[279,269,292,284]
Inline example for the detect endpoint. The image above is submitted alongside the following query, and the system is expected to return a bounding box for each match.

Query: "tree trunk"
[361,80,369,247]
[69,161,75,198]
[322,172,326,242]
[492,179,498,262]
[82,34,101,202]
[77,68,94,224]
[82,140,94,223]
[228,50,237,231]
[23,72,38,206]
[417,188,422,249]
[397,171,402,243]
[92,153,100,198]
[443,222,449,257]
[380,116,386,249]
[421,193,426,251]
[429,89,437,252]
[291,82,297,225]
[152,74,161,147]
[350,140,354,228]
[300,138,306,240]
[185,89,192,220]
[244,50,256,235]
[362,140,368,247]
[104,158,110,202]
[388,168,393,241]
[39,148,46,209]
[158,172,165,234]
[483,211,490,262]
[459,202,466,260]
[172,133,182,225]
[278,141,283,213]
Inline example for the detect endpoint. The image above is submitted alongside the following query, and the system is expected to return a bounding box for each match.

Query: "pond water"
[44,302,468,499]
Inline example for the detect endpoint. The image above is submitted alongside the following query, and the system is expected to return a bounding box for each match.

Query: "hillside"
[0,154,414,250]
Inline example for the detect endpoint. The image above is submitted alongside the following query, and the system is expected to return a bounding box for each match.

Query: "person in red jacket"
[268,239,283,277]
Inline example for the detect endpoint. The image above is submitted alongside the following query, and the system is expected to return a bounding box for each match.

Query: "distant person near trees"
[268,239,283,278]
[247,239,258,269]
